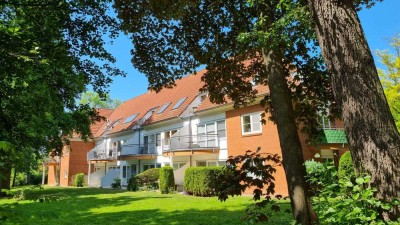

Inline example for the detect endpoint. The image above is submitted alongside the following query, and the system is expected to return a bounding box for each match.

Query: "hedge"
[74,173,85,187]
[159,166,175,194]
[184,166,223,196]
[136,168,160,190]
[338,151,354,180]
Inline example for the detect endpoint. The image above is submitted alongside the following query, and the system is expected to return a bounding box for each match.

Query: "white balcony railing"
[162,134,220,152]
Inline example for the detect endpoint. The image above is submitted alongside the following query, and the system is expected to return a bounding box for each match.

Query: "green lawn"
[0,187,292,225]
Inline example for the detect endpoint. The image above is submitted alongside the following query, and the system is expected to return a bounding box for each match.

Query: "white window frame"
[197,120,226,147]
[241,112,262,135]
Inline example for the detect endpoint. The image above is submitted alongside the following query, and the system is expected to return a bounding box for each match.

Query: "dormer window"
[172,97,187,110]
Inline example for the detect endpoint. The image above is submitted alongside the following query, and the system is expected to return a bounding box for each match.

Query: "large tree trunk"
[307,0,400,219]
[262,48,316,225]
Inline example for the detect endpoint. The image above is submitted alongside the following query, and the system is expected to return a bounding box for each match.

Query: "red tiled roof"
[93,71,207,137]
[195,85,270,112]
[70,108,114,139]
[90,108,114,134]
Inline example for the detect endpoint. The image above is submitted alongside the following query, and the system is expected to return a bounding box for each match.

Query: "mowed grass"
[0,187,292,225]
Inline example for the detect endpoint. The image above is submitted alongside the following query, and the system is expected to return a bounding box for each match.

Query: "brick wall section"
[226,105,349,197]
[226,104,289,196]
[67,141,95,186]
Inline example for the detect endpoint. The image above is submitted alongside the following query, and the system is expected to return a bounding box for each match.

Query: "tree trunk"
[262,48,316,225]
[0,163,11,190]
[307,0,400,219]
[12,168,17,187]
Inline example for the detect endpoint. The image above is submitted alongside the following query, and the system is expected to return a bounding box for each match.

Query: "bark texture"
[262,48,315,225]
[308,0,400,218]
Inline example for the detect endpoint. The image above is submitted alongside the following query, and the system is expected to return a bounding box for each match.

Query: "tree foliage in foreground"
[0,0,124,189]
[377,34,400,132]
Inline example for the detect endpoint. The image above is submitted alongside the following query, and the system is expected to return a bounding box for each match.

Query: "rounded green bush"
[136,168,160,190]
[127,176,140,191]
[74,173,85,187]
[338,151,354,179]
[159,166,175,194]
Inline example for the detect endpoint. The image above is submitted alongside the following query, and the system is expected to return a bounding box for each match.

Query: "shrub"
[127,176,140,191]
[111,177,121,189]
[309,162,400,224]
[305,160,337,195]
[136,168,160,190]
[184,167,223,196]
[159,166,175,194]
[74,173,85,187]
[338,151,354,180]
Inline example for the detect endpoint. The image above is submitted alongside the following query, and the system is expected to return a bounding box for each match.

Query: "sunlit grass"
[0,187,292,225]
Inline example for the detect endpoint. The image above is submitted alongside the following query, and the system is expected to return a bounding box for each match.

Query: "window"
[158,102,171,114]
[172,97,187,110]
[206,161,226,167]
[122,165,137,179]
[163,129,178,145]
[123,114,138,124]
[143,135,156,154]
[197,161,207,167]
[320,149,334,162]
[173,162,186,171]
[156,133,161,147]
[241,113,262,134]
[143,164,161,171]
[197,120,225,147]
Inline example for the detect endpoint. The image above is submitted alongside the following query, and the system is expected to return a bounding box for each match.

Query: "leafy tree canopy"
[79,91,122,109]
[115,0,334,137]
[0,0,124,159]
[377,34,400,132]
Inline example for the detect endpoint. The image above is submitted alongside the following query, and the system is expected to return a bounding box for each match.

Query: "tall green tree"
[306,0,400,219]
[79,91,122,109]
[0,0,124,189]
[115,1,333,223]
[377,35,400,132]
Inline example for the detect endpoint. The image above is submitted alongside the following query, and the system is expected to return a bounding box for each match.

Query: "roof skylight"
[123,114,138,124]
[158,102,171,114]
[172,97,187,110]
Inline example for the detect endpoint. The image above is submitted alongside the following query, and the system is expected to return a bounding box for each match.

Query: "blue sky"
[105,0,400,102]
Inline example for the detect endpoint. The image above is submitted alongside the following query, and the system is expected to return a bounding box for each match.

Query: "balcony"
[162,134,220,154]
[119,143,159,160]
[87,146,118,162]
[318,127,348,144]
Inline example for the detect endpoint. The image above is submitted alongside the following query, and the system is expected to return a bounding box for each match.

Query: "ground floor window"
[206,160,227,167]
[196,160,226,167]
[143,163,161,171]
[122,165,137,179]
[173,162,186,171]
[320,149,334,162]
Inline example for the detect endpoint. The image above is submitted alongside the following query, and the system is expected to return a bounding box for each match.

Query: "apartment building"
[46,70,348,196]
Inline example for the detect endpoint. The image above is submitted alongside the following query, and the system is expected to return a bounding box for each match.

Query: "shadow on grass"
[1,187,292,225]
